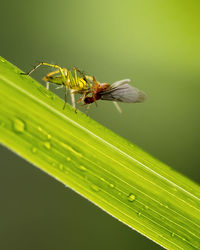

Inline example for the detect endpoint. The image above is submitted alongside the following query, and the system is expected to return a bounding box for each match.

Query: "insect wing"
[108,79,131,89]
[100,82,146,103]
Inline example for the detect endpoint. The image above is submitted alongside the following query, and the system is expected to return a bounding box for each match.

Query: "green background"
[1,0,199,249]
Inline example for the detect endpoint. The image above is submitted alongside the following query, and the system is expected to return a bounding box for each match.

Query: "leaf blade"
[0,57,200,249]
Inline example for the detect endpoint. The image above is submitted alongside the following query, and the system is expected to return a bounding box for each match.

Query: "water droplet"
[32,147,37,153]
[171,233,175,237]
[91,185,100,192]
[44,142,51,149]
[0,58,5,63]
[128,193,136,202]
[109,183,114,188]
[138,212,141,216]
[66,157,71,161]
[145,205,149,210]
[13,118,25,133]
[79,165,87,171]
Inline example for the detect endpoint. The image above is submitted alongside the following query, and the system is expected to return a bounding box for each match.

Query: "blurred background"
[0,0,200,249]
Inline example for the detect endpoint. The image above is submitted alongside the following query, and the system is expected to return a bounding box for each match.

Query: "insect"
[79,77,146,112]
[21,62,93,109]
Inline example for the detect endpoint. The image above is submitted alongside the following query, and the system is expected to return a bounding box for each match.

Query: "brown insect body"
[84,82,110,104]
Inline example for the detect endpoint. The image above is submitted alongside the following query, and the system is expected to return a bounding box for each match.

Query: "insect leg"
[73,68,79,88]
[74,67,86,81]
[42,63,67,85]
[75,102,90,115]
[92,76,99,88]
[67,70,75,88]
[45,69,60,77]
[21,63,43,76]
[46,82,50,90]
[113,101,122,113]
[44,69,60,89]
[22,62,68,88]
[63,86,68,110]
[85,104,91,116]
[74,67,94,87]
[27,62,66,80]
[70,90,76,109]
[76,90,90,104]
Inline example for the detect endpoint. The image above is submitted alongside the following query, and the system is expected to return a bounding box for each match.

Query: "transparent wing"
[100,83,146,103]
[108,79,131,90]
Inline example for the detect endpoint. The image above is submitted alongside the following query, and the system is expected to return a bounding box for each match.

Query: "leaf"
[0,57,200,249]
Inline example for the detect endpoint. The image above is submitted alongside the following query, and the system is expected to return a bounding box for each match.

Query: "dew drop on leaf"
[128,193,136,202]
[44,142,51,149]
[32,147,37,153]
[13,118,25,133]
[109,183,114,188]
[79,165,87,171]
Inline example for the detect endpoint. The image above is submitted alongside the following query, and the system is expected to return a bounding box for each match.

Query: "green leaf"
[0,57,200,249]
